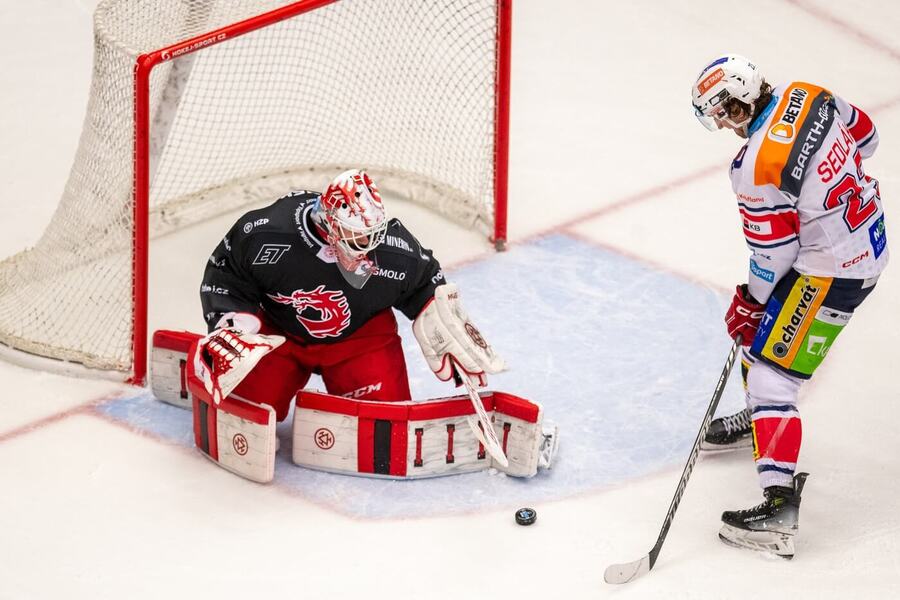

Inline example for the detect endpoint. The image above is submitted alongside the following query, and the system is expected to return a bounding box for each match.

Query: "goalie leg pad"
[292,390,555,478]
[150,330,203,409]
[188,374,277,484]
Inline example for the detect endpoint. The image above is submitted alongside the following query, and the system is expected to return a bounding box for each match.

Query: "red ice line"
[784,0,900,65]
[0,396,115,444]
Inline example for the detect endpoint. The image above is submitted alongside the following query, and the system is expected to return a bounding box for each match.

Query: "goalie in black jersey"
[172,169,510,482]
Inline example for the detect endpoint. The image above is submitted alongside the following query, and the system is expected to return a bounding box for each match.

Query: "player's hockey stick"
[603,335,742,585]
[454,361,509,468]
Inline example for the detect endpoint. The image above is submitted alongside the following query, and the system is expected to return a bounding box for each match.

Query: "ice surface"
[2,1,899,598]
[99,234,745,518]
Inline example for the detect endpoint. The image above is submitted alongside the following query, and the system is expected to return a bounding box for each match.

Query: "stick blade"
[458,367,509,467]
[603,554,651,585]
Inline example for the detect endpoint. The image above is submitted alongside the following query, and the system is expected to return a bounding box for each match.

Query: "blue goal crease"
[98,233,744,519]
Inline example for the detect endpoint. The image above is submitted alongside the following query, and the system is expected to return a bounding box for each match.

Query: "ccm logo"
[842,250,869,268]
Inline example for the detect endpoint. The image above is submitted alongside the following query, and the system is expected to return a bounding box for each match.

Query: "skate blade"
[718,523,795,560]
[700,438,753,452]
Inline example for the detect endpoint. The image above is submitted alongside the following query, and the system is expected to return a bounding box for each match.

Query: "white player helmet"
[692,54,764,131]
[314,169,388,272]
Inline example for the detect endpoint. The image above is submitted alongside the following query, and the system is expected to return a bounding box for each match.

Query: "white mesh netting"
[0,0,504,374]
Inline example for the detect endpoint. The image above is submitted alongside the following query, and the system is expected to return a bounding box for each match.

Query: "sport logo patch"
[767,86,808,144]
[805,335,830,358]
[268,285,351,338]
[233,434,249,456]
[767,122,794,143]
[869,215,887,259]
[465,323,488,349]
[243,218,269,233]
[698,68,724,94]
[742,217,772,236]
[750,259,775,283]
[253,244,291,265]
[314,428,335,450]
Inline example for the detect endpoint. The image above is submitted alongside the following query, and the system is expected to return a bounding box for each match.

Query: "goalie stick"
[454,360,509,468]
[603,336,742,585]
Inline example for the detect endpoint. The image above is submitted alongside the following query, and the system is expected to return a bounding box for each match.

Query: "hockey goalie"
[150,169,557,482]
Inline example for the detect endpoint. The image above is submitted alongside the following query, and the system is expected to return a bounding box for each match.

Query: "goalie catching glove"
[193,312,285,404]
[413,283,505,387]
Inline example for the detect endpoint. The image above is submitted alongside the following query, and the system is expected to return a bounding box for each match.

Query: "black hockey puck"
[515,507,537,526]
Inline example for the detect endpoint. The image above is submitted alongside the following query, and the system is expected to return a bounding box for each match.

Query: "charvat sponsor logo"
[772,283,819,358]
[750,259,774,282]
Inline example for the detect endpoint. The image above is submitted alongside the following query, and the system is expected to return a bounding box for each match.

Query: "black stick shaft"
[647,336,742,569]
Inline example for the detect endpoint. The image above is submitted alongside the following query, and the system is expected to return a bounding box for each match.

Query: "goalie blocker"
[150,329,558,482]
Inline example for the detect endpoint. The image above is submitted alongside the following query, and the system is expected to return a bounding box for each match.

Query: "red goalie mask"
[315,169,388,270]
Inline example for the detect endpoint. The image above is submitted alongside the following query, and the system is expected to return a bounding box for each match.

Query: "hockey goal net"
[0,0,511,384]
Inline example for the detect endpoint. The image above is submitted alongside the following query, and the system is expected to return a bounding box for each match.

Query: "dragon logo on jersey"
[268,285,351,338]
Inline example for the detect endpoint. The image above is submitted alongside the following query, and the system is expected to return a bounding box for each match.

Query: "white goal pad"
[192,388,277,484]
[150,330,203,409]
[293,390,555,479]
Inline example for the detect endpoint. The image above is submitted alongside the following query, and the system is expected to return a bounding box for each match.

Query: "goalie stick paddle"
[454,362,509,468]
[603,336,742,585]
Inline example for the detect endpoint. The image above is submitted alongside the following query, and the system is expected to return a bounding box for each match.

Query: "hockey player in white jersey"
[692,54,888,558]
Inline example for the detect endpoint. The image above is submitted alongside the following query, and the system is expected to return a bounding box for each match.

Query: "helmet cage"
[318,169,388,272]
[694,90,752,132]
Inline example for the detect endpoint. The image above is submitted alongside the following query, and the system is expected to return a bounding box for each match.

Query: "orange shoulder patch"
[754,82,827,190]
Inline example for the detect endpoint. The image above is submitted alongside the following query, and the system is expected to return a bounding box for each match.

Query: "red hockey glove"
[724,284,765,346]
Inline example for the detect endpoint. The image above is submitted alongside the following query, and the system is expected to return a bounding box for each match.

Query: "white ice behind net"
[0,0,500,373]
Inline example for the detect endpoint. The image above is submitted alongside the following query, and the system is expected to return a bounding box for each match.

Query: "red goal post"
[0,0,512,385]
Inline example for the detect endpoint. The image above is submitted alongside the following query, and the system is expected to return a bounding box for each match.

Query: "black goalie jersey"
[200,191,445,342]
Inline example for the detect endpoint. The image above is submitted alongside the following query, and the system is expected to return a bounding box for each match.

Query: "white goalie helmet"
[692,54,764,131]
[314,169,388,272]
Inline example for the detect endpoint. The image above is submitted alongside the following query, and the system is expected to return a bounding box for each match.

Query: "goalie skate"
[718,472,808,560]
[701,407,752,451]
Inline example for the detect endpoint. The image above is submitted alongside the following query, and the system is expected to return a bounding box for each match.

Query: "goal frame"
[129,0,512,385]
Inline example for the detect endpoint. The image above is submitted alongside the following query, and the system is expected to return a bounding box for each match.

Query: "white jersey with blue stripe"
[728,81,888,302]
